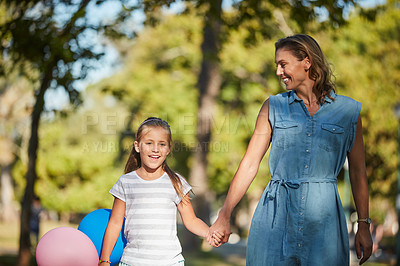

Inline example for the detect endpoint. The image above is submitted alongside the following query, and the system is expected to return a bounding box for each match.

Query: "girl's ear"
[134,141,140,153]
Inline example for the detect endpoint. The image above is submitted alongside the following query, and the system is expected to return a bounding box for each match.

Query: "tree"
[0,73,33,223]
[0,0,114,264]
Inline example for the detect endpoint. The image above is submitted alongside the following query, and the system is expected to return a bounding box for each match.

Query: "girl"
[99,117,223,266]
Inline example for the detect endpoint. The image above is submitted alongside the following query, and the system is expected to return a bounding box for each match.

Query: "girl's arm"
[210,99,272,243]
[177,195,222,247]
[99,198,126,266]
[347,115,373,265]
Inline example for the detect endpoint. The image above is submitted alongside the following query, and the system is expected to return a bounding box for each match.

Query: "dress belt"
[263,177,337,256]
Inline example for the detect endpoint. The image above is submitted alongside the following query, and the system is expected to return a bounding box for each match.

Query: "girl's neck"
[136,167,165,181]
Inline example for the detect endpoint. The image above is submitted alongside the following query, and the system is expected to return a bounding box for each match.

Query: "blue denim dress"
[246,91,361,266]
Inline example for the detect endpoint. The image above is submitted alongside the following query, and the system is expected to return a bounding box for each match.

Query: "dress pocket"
[319,123,344,152]
[274,121,300,149]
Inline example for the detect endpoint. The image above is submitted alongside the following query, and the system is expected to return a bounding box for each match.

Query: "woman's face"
[275,48,311,91]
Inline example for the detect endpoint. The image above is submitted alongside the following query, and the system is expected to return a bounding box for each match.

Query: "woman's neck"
[294,89,320,118]
[294,87,320,106]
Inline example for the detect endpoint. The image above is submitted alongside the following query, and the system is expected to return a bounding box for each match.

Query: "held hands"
[209,213,232,245]
[206,230,225,247]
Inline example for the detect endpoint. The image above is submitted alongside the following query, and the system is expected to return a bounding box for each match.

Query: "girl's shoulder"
[175,172,190,184]
[117,170,138,181]
[121,170,136,177]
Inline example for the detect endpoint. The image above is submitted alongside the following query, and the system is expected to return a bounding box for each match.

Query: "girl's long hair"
[275,34,336,104]
[124,117,189,203]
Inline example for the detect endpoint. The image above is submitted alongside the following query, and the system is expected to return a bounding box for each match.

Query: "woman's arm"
[210,99,273,243]
[99,198,126,266]
[347,115,373,265]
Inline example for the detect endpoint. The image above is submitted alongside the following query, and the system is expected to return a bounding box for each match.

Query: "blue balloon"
[78,209,126,266]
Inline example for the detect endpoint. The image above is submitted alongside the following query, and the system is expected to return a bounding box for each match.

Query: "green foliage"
[5,0,399,220]
[321,2,400,203]
[12,103,126,213]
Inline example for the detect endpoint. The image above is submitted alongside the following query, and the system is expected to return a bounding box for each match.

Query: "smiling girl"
[99,117,222,266]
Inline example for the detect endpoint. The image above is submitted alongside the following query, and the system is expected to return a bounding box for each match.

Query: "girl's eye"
[160,143,166,146]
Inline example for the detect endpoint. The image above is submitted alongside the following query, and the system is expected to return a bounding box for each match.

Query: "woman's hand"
[209,212,232,244]
[206,231,225,247]
[355,223,373,265]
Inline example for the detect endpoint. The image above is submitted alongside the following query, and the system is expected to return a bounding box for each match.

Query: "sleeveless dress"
[246,90,361,266]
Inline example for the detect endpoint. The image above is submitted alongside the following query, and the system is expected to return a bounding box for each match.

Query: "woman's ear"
[134,141,140,153]
[304,57,311,71]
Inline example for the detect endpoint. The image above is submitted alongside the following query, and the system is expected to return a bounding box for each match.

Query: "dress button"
[301,196,305,200]
[305,165,308,168]
[300,212,303,215]
[307,133,311,137]
[306,149,309,152]
[298,244,301,247]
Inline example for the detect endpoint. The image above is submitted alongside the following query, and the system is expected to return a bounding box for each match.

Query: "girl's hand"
[209,213,232,244]
[206,230,224,247]
[212,231,224,247]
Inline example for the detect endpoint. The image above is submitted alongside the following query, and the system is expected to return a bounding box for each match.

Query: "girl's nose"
[153,144,161,152]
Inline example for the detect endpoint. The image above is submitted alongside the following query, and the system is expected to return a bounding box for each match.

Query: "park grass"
[0,220,392,266]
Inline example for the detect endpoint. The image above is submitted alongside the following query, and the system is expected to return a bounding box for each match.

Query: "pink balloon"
[36,227,98,266]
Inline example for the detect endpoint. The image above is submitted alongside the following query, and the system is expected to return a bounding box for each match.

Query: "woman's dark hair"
[275,34,336,104]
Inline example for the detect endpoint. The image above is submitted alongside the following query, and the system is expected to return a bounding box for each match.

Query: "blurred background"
[0,0,399,265]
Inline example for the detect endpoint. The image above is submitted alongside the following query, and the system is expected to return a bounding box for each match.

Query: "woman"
[210,34,372,265]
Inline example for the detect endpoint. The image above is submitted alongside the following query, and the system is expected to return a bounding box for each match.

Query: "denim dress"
[246,90,361,266]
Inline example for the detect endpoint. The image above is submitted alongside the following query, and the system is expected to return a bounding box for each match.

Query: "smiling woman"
[209,34,373,266]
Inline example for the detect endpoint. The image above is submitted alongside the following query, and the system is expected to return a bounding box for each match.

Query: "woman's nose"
[276,66,283,76]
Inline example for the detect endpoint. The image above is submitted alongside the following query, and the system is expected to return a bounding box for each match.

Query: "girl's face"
[134,126,171,173]
[275,48,311,91]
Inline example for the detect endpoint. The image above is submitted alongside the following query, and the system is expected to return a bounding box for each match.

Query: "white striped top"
[110,171,191,266]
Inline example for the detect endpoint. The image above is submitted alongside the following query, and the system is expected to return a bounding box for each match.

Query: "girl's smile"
[134,126,171,178]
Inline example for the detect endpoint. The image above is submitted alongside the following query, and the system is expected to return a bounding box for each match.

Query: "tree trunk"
[1,162,18,222]
[184,0,222,252]
[17,73,51,266]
